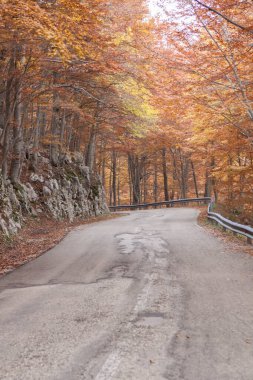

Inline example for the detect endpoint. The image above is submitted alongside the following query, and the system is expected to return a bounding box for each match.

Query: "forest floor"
[197,206,253,257]
[0,213,122,276]
[211,203,253,226]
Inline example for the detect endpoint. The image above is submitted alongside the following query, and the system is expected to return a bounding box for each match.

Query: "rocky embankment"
[0,154,109,236]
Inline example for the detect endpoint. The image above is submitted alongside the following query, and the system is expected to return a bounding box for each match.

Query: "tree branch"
[193,0,252,32]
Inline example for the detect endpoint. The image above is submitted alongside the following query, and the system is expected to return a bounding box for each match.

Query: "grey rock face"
[30,173,44,183]
[43,186,52,197]
[0,160,109,236]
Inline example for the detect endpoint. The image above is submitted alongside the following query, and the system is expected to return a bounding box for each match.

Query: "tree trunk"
[112,150,117,206]
[117,164,121,205]
[143,162,148,203]
[85,124,97,172]
[153,154,158,203]
[162,148,169,202]
[1,55,15,180]
[50,89,60,166]
[170,148,181,199]
[128,157,132,204]
[179,149,189,199]
[10,77,24,184]
[128,153,141,205]
[32,105,42,171]
[101,157,106,188]
[191,160,199,198]
[59,110,66,159]
[204,169,212,197]
[204,157,215,198]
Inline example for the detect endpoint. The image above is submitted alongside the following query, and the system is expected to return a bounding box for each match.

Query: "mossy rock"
[64,168,79,181]
[13,182,24,192]
[12,212,21,223]
[91,185,99,198]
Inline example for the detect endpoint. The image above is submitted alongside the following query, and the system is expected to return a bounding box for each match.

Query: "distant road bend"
[1,208,253,380]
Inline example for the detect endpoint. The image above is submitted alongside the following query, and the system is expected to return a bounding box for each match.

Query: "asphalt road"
[1,208,253,380]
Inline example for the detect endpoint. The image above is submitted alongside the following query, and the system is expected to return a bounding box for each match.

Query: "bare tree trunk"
[162,148,169,201]
[101,156,106,188]
[117,159,121,205]
[50,88,60,166]
[179,149,189,198]
[204,168,212,198]
[128,153,141,205]
[85,102,101,172]
[204,157,215,198]
[65,114,72,151]
[85,124,97,172]
[32,105,42,171]
[170,148,181,199]
[59,109,66,159]
[153,154,158,203]
[112,150,117,206]
[128,156,132,204]
[143,162,148,203]
[109,157,113,206]
[1,54,15,180]
[10,75,24,183]
[191,160,199,198]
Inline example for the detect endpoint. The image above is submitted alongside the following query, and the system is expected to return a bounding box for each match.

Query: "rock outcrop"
[0,155,109,236]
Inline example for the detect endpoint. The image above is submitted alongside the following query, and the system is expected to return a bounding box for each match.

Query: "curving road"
[1,208,253,379]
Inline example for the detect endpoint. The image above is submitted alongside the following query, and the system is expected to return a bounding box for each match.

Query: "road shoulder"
[0,213,123,276]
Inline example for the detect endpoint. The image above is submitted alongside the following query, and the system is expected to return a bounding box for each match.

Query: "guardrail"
[109,197,211,211]
[110,197,253,245]
[207,203,253,245]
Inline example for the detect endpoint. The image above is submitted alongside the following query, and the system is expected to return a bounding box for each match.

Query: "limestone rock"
[30,173,44,183]
[43,186,52,197]
[0,156,109,236]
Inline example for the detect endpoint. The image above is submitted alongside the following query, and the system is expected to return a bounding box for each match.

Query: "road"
[1,208,253,380]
